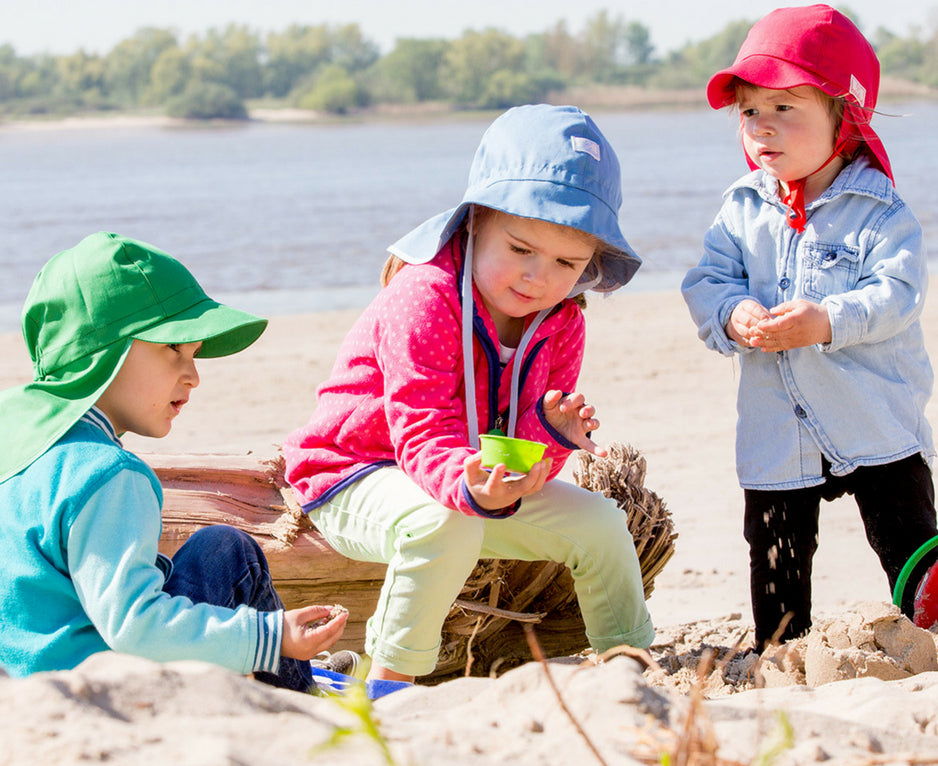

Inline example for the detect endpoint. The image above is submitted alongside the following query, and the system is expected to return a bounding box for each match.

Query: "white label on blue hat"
[571,136,601,161]
[849,74,867,106]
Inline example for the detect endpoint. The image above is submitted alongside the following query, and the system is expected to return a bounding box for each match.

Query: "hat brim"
[0,340,130,482]
[133,298,268,358]
[388,198,641,293]
[707,55,835,108]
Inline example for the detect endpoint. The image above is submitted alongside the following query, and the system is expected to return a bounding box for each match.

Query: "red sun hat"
[707,3,893,184]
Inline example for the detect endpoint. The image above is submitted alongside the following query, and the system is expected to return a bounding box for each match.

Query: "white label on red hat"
[571,136,601,161]
[849,74,867,106]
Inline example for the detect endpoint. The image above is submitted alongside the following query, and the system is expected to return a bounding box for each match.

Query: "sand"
[2,287,938,764]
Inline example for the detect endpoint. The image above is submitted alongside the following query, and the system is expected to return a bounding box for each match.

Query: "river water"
[1,101,936,332]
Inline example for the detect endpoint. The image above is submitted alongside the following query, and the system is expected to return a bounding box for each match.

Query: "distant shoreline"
[3,78,933,133]
[0,88,709,134]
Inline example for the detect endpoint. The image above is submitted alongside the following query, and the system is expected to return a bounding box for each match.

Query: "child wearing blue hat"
[285,104,654,684]
[0,233,347,689]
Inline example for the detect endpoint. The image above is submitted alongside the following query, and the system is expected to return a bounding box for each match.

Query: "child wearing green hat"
[0,232,346,690]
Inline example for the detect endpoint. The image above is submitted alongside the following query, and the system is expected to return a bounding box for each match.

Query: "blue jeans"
[162,525,313,693]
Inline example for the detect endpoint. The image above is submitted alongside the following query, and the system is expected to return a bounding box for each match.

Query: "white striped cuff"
[253,610,283,673]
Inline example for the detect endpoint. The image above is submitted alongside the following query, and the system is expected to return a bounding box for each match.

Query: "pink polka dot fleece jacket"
[284,235,586,519]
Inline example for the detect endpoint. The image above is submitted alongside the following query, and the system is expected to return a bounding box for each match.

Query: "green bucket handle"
[892,534,938,607]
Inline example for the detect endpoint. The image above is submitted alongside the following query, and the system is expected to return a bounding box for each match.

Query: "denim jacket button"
[794,404,808,418]
[779,277,791,289]
[824,251,837,261]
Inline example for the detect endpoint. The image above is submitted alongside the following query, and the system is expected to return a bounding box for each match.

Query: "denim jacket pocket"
[801,242,860,300]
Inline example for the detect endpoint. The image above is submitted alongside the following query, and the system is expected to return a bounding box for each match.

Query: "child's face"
[738,84,841,193]
[95,339,202,437]
[471,211,595,343]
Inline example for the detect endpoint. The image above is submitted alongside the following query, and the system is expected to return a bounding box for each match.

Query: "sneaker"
[310,650,362,677]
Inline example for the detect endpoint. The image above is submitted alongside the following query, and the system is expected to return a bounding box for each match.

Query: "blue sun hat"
[389,105,639,449]
[388,103,641,293]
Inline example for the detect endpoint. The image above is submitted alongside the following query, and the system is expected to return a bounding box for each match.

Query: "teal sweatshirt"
[0,410,281,677]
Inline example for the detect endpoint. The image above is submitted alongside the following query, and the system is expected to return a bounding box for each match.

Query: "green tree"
[649,19,751,89]
[103,28,178,105]
[295,64,367,113]
[329,23,380,73]
[441,28,526,105]
[622,21,654,66]
[0,44,16,100]
[52,50,108,109]
[579,11,625,81]
[265,24,333,97]
[535,20,579,80]
[0,44,41,102]
[578,11,654,82]
[370,37,447,102]
[192,25,264,99]
[55,50,105,96]
[165,80,247,119]
[9,55,60,112]
[146,46,190,104]
[478,70,544,108]
[874,23,938,87]
[264,23,376,98]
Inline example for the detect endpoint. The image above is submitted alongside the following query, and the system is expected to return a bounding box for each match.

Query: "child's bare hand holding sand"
[750,300,833,352]
[726,298,773,347]
[728,299,833,352]
[281,604,348,661]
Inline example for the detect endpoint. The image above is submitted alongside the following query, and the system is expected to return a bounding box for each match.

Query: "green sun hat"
[0,232,268,483]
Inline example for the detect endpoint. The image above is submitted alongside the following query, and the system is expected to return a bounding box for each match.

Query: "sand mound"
[3,618,938,765]
[646,602,938,697]
[802,601,938,685]
[0,652,383,765]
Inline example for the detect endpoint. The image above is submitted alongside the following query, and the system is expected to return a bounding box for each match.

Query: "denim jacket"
[682,157,934,490]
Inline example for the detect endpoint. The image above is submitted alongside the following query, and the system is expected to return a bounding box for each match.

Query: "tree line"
[0,8,934,119]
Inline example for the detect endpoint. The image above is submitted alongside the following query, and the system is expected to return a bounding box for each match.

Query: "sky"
[1,0,936,58]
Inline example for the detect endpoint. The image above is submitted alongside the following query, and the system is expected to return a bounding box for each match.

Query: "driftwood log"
[151,443,676,681]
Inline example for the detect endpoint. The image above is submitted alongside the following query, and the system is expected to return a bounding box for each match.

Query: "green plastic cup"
[479,434,547,474]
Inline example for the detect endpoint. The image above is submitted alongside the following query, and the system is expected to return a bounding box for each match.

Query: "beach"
[2,287,938,764]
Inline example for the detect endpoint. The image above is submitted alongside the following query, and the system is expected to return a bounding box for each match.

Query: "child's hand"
[280,604,348,661]
[463,452,551,512]
[726,299,773,346]
[541,390,607,457]
[751,300,832,352]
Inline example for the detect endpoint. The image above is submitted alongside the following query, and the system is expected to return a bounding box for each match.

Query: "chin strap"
[461,208,595,446]
[781,127,855,234]
[462,208,480,449]
[781,179,807,233]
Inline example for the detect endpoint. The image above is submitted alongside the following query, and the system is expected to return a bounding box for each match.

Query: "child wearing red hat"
[682,4,938,648]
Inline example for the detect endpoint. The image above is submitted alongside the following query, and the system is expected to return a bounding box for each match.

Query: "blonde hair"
[381,206,597,307]
[380,254,406,287]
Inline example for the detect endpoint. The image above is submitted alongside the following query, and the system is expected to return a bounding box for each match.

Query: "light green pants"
[312,466,654,677]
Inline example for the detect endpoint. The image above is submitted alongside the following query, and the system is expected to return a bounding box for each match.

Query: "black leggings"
[743,454,938,649]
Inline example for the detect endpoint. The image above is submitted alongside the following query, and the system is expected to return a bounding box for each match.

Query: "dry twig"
[523,624,609,766]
